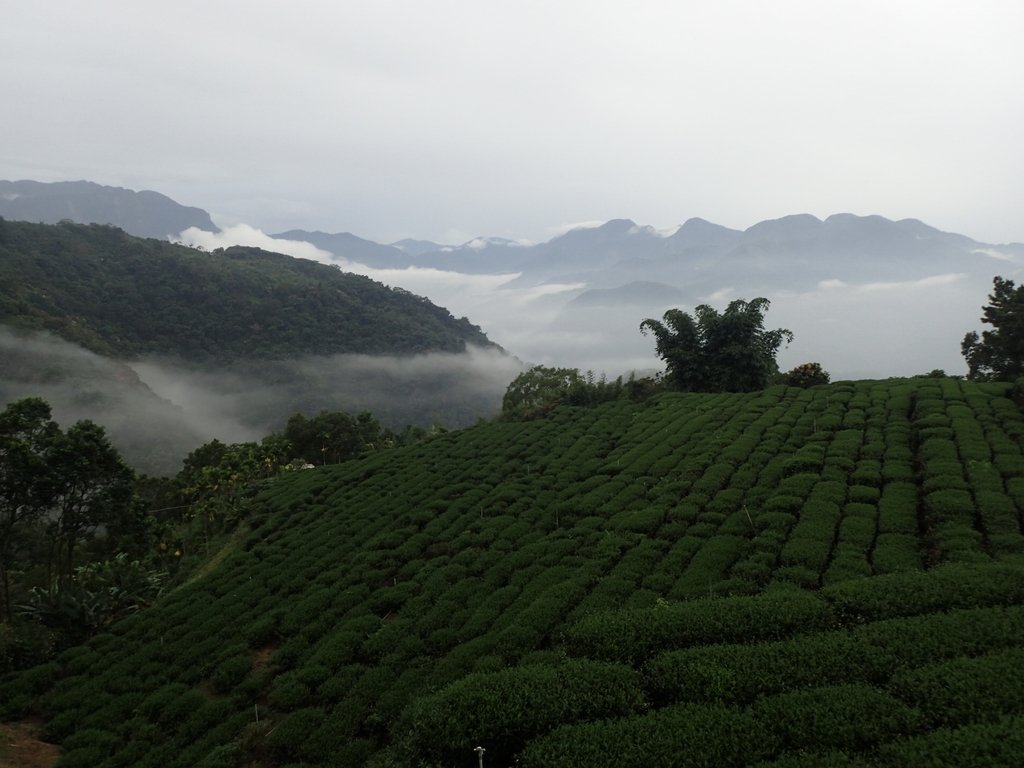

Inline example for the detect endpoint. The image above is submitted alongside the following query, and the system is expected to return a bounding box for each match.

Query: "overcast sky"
[2,1,1022,246]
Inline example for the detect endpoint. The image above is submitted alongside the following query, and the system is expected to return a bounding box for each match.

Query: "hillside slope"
[4,378,1024,766]
[0,218,496,361]
[0,180,217,239]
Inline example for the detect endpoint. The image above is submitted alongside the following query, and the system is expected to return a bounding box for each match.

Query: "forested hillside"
[4,377,1024,766]
[0,218,495,361]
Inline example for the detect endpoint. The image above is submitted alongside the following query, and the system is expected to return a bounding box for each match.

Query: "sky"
[2,1,1023,246]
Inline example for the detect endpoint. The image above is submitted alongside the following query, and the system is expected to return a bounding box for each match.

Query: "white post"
[474,745,486,768]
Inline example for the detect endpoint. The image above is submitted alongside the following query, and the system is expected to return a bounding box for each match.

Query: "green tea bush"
[975,489,1020,534]
[266,707,327,762]
[871,534,921,573]
[753,751,872,768]
[55,746,108,768]
[517,702,776,768]
[848,485,880,504]
[889,647,1024,727]
[211,652,252,693]
[764,495,804,515]
[779,536,831,573]
[752,684,921,752]
[823,549,873,584]
[822,562,1024,622]
[773,565,819,589]
[403,660,645,762]
[670,536,749,599]
[268,671,313,711]
[876,714,1024,767]
[857,605,1024,668]
[644,632,890,706]
[877,482,918,535]
[563,588,832,663]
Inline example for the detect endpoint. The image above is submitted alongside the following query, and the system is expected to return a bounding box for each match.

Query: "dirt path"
[0,721,59,768]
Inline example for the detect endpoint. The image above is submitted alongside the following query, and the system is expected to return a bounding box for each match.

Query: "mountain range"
[4,178,1023,387]
[273,213,1023,299]
[0,217,515,474]
[0,180,217,239]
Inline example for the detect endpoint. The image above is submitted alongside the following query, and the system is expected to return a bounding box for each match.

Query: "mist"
[131,345,524,440]
[308,263,998,382]
[167,215,1014,382]
[0,327,206,475]
[1,326,524,475]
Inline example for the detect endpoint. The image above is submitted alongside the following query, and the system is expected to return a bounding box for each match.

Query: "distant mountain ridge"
[8,180,1020,295]
[0,179,218,239]
[6,178,1023,379]
[277,213,1023,296]
[0,219,512,472]
[0,219,495,360]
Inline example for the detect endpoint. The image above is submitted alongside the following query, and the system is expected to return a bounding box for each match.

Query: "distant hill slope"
[0,180,218,239]
[566,280,686,309]
[0,327,207,475]
[0,218,497,361]
[280,212,1024,291]
[270,229,410,268]
[6,378,1024,766]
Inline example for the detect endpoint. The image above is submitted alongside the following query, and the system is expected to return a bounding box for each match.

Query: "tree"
[44,421,135,584]
[282,410,391,466]
[962,276,1024,381]
[0,399,59,621]
[784,362,831,388]
[502,366,586,416]
[640,298,793,392]
[179,438,292,547]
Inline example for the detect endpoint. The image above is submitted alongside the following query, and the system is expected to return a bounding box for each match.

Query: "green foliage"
[282,409,394,465]
[0,219,495,360]
[822,562,1024,622]
[876,715,1024,767]
[562,587,832,663]
[3,379,1024,764]
[1,397,60,621]
[16,553,165,646]
[502,365,586,416]
[751,684,921,752]
[890,647,1024,727]
[962,276,1024,380]
[784,362,831,388]
[404,660,646,761]
[518,702,776,768]
[501,365,635,418]
[640,298,793,392]
[644,632,890,706]
[1,397,139,631]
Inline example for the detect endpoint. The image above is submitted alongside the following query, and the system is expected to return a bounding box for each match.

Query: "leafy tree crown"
[640,298,793,392]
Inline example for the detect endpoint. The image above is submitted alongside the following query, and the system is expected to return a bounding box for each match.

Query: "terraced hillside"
[4,378,1024,767]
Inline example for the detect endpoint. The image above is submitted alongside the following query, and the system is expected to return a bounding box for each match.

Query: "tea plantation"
[4,377,1024,767]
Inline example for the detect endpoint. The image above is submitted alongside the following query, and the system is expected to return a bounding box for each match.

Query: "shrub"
[889,647,1024,727]
[403,660,645,762]
[871,534,921,573]
[753,751,872,768]
[822,561,1024,622]
[268,671,313,711]
[785,363,831,388]
[857,605,1024,669]
[266,707,327,761]
[752,684,921,752]
[562,588,832,663]
[876,714,1024,767]
[517,702,776,768]
[644,632,891,706]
